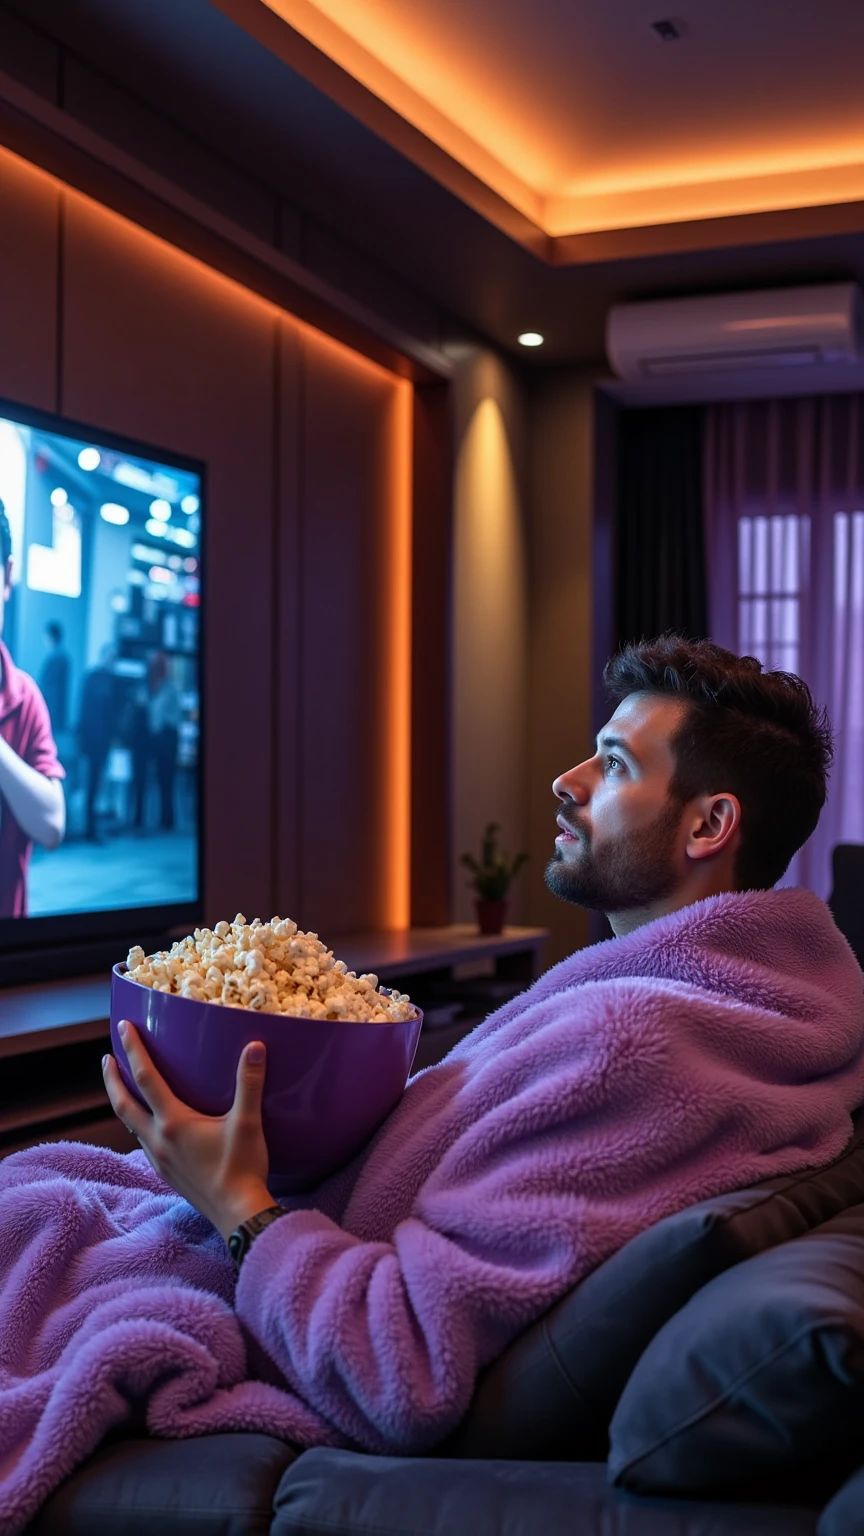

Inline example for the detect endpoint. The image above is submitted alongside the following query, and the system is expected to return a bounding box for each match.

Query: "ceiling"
[8,0,864,362]
[227,0,864,251]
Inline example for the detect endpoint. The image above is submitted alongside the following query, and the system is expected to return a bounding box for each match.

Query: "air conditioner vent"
[606,284,863,381]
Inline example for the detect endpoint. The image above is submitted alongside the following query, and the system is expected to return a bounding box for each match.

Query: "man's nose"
[552,763,591,803]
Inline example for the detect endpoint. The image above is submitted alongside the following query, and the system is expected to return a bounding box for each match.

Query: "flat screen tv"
[0,398,204,985]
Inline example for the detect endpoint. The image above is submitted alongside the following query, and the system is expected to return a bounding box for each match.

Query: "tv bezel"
[0,395,206,982]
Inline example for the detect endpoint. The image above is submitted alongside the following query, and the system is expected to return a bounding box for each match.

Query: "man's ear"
[2,558,12,601]
[688,794,741,860]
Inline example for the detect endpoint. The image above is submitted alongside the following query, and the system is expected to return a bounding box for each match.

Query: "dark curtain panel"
[615,405,707,648]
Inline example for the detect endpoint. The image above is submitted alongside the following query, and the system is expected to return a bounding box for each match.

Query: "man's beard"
[544,796,684,914]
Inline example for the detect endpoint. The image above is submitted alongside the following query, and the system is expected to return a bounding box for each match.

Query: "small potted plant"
[461,822,528,935]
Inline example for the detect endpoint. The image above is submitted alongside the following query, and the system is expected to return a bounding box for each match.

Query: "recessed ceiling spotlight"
[652,18,681,40]
[518,332,545,347]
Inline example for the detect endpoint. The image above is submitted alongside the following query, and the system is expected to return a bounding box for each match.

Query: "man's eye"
[606,755,623,771]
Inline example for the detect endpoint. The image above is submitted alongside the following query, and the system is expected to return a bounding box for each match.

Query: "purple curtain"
[704,395,864,899]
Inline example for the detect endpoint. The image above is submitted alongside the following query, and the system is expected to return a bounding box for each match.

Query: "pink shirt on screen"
[0,639,65,918]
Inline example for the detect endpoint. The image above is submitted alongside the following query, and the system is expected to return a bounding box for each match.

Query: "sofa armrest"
[25,1433,299,1536]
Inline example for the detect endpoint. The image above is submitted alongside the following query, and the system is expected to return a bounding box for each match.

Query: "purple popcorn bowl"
[110,963,423,1194]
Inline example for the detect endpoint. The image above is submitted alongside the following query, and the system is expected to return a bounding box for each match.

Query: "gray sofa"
[27,1115,864,1536]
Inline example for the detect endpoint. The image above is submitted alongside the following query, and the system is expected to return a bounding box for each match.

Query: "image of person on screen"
[148,652,180,832]
[39,622,71,736]
[127,680,151,833]
[0,501,66,917]
[78,644,118,843]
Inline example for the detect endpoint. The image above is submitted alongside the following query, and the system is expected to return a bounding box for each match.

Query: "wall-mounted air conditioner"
[606,283,864,380]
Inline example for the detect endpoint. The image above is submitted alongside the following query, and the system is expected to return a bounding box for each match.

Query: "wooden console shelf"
[0,927,548,1158]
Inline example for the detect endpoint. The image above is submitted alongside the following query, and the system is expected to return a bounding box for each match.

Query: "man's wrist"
[215,1180,274,1244]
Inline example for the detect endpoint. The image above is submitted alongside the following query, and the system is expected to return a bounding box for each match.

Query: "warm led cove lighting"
[517,331,544,347]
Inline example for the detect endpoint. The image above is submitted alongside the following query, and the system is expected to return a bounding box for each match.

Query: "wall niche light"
[517,332,544,347]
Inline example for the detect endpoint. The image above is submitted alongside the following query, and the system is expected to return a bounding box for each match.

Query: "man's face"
[545,692,691,915]
[0,558,11,641]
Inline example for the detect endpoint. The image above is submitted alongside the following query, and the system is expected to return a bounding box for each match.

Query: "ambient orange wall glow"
[0,141,413,933]
[385,376,413,929]
[295,325,413,932]
[451,354,528,927]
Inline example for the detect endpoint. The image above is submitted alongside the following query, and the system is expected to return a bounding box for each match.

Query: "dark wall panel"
[0,146,438,946]
[0,150,58,412]
[303,223,441,355]
[61,196,278,924]
[274,319,302,923]
[0,6,59,102]
[62,57,280,246]
[411,380,451,925]
[299,333,401,935]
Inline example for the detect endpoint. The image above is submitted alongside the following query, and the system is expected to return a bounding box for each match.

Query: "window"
[832,512,864,847]
[737,513,807,676]
[737,507,864,866]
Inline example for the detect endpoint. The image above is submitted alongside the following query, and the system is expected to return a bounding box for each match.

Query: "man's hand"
[102,1022,273,1242]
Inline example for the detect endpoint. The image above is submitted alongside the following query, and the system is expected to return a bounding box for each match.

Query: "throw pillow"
[609,1206,864,1504]
[443,1116,864,1460]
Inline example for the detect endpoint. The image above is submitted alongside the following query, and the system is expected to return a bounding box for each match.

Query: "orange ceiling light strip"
[256,0,543,224]
[255,0,864,239]
[543,158,864,237]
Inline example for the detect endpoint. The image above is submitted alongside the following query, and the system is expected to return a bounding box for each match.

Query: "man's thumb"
[236,1041,266,1112]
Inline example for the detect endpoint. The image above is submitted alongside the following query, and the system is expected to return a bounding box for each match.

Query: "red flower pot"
[475,899,508,935]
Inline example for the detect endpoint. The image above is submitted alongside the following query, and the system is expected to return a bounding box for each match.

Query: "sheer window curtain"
[704,395,864,899]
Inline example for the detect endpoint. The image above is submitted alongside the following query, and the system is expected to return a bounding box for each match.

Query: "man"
[544,637,824,931]
[0,503,66,916]
[78,644,118,842]
[38,620,71,736]
[3,636,864,1515]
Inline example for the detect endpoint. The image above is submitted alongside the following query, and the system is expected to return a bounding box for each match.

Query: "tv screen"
[0,399,203,971]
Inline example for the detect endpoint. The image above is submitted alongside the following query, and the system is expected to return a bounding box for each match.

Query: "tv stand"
[0,927,548,1158]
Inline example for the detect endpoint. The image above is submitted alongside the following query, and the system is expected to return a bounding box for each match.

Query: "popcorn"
[125,915,416,1023]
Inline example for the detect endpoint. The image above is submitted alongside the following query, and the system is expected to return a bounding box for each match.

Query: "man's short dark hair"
[603,633,834,891]
[0,498,11,568]
[46,621,63,645]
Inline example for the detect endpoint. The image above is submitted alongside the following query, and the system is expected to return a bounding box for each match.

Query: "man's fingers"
[233,1041,266,1120]
[102,1053,152,1140]
[117,1021,177,1119]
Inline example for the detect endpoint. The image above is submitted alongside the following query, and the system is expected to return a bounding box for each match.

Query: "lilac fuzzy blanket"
[2,887,864,1531]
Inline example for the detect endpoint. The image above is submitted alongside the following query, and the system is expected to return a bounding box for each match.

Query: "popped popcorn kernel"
[125,917,416,1024]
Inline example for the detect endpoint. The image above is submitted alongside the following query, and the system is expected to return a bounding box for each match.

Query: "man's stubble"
[544,795,684,915]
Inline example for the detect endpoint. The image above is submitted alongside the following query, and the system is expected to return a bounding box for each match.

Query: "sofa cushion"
[442,1116,864,1461]
[25,1432,299,1536]
[819,1463,864,1535]
[273,1448,820,1536]
[608,1205,864,1505]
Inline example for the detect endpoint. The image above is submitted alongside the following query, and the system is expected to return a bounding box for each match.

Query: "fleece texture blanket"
[2,886,864,1532]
